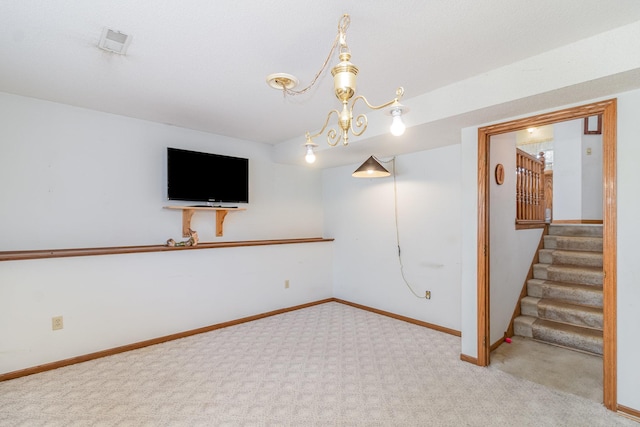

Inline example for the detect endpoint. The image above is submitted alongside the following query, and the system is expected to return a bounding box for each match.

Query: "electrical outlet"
[52,316,64,330]
[425,291,431,300]
[284,279,290,289]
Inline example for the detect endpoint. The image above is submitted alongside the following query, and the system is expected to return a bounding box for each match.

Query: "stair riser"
[543,236,603,252]
[533,265,603,286]
[538,250,603,267]
[548,225,603,237]
[520,298,537,317]
[514,318,534,338]
[527,280,603,307]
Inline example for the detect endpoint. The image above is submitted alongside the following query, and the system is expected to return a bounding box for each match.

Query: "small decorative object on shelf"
[166,229,199,247]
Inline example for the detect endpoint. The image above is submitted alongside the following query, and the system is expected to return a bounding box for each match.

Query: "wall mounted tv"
[167,147,249,203]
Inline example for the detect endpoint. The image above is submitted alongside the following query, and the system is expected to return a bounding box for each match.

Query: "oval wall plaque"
[495,164,505,185]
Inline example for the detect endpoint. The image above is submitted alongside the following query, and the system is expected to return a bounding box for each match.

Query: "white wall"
[323,145,462,331]
[461,88,640,411]
[581,133,603,220]
[489,133,543,344]
[553,119,583,221]
[615,89,640,411]
[0,242,333,374]
[552,119,603,221]
[460,127,478,357]
[0,92,332,375]
[0,92,323,250]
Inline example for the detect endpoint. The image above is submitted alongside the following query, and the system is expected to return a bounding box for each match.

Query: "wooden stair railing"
[516,149,546,227]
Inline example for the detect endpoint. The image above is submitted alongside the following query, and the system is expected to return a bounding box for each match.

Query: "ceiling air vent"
[98,27,132,55]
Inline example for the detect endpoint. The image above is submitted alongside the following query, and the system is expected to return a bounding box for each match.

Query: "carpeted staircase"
[514,224,603,355]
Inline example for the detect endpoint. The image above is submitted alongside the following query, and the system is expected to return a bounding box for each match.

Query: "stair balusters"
[516,149,546,225]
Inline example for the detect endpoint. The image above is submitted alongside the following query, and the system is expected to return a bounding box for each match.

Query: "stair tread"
[538,248,603,258]
[514,315,603,355]
[534,264,603,272]
[533,264,604,285]
[523,295,602,310]
[527,279,603,306]
[515,315,602,336]
[548,225,603,237]
[539,247,603,254]
[543,235,603,252]
[521,296,603,330]
[528,278,603,292]
[544,235,603,241]
[538,298,603,316]
[534,317,603,339]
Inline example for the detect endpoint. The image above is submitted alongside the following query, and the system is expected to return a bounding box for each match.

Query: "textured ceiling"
[2,1,640,152]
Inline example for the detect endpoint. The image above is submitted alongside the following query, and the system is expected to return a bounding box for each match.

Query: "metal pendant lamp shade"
[352,156,390,178]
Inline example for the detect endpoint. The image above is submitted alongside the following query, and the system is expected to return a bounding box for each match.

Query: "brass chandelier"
[267,14,408,163]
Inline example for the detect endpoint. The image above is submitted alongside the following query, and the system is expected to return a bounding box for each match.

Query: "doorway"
[475,99,617,409]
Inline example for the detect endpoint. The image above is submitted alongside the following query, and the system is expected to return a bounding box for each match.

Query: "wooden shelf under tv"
[164,206,246,237]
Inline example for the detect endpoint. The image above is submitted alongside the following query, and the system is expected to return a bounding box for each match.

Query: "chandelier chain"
[279,14,351,97]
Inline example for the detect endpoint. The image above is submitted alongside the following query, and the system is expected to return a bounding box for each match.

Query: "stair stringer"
[499,224,549,350]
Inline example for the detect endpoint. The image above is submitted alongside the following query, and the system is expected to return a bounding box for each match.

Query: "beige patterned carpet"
[0,302,635,426]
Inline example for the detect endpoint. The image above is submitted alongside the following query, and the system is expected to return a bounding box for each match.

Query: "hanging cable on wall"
[379,157,427,299]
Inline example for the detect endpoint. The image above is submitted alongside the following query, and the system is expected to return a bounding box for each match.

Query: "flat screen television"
[167,147,249,203]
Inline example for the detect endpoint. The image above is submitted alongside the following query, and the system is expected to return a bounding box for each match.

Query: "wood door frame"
[476,99,617,410]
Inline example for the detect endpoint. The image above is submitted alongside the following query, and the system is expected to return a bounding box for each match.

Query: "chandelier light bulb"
[390,109,406,136]
[305,145,316,163]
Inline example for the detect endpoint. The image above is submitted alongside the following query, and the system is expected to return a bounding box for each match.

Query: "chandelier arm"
[307,109,343,147]
[350,87,405,113]
[326,129,342,147]
[351,112,368,137]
